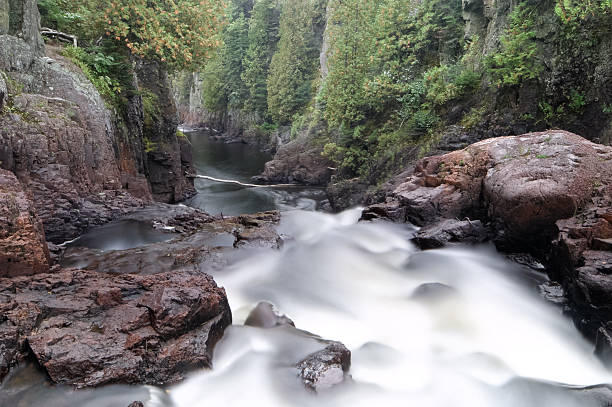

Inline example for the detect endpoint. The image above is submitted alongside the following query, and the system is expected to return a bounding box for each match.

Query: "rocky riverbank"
[363,130,612,358]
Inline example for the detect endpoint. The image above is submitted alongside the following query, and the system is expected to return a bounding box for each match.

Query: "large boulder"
[367,130,612,358]
[0,169,49,278]
[254,137,333,186]
[389,131,611,250]
[0,269,231,387]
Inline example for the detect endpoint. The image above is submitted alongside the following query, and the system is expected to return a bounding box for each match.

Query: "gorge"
[0,0,612,406]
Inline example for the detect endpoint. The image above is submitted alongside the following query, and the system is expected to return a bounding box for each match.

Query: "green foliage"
[223,12,250,109]
[38,0,80,32]
[555,0,612,22]
[486,2,543,87]
[62,45,125,107]
[200,53,228,111]
[241,0,280,115]
[143,137,158,153]
[267,0,325,124]
[318,0,469,178]
[141,89,160,127]
[568,89,586,112]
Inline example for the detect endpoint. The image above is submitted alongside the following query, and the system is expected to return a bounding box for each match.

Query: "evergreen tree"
[223,11,250,109]
[241,0,280,115]
[267,0,324,124]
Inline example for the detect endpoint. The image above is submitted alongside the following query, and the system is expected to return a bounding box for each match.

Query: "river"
[1,131,611,406]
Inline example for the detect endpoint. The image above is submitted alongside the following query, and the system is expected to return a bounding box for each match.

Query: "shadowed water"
[183,131,325,215]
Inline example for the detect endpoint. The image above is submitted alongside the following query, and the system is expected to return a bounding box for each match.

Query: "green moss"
[140,89,160,128]
[461,106,486,129]
[143,137,158,153]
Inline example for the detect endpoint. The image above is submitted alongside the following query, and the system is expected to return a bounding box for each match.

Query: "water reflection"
[184,131,325,215]
[64,220,173,251]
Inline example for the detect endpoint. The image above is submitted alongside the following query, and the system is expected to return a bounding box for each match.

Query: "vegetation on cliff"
[38,0,612,186]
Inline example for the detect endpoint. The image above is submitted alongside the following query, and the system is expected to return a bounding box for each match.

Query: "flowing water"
[3,133,612,406]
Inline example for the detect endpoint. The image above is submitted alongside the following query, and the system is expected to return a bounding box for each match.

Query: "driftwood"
[40,27,78,47]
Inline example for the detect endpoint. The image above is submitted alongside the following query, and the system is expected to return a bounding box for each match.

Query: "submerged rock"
[296,342,351,392]
[412,219,488,249]
[0,169,50,277]
[0,269,231,387]
[59,210,281,274]
[245,302,295,329]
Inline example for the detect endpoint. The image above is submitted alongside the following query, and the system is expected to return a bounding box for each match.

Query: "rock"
[296,342,351,391]
[326,179,370,211]
[549,193,612,353]
[134,58,195,203]
[412,219,488,249]
[0,71,6,110]
[255,137,333,186]
[360,201,408,223]
[410,283,456,301]
[370,130,612,360]
[0,169,49,277]
[233,211,282,249]
[120,203,215,235]
[60,211,280,275]
[0,0,8,35]
[385,131,612,250]
[245,302,295,328]
[0,269,231,387]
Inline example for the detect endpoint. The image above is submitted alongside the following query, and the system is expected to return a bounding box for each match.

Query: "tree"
[222,11,250,108]
[241,0,280,115]
[76,0,227,71]
[267,0,325,124]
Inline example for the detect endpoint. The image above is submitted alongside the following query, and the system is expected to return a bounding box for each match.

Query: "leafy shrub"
[62,45,123,106]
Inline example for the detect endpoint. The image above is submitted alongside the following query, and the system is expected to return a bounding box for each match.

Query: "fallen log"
[40,27,78,47]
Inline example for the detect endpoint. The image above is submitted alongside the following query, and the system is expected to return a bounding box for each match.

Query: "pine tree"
[267,0,324,124]
[241,0,280,115]
[222,11,250,109]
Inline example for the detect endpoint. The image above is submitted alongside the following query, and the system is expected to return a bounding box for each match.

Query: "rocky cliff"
[0,0,195,243]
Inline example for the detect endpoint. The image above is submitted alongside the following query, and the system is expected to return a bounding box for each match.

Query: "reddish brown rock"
[254,138,333,186]
[0,269,231,387]
[296,342,351,392]
[367,130,612,359]
[388,131,612,249]
[0,169,49,277]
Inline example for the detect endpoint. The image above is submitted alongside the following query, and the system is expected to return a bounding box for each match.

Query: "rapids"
[3,131,610,407]
[170,208,611,407]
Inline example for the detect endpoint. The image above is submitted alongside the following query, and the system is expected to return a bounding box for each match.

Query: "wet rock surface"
[383,131,611,250]
[0,169,49,277]
[296,342,351,392]
[245,302,295,329]
[412,219,488,249]
[367,130,612,358]
[0,269,232,387]
[254,138,333,186]
[60,211,281,274]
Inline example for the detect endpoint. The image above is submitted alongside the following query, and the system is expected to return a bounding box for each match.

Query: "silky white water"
[169,208,612,407]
